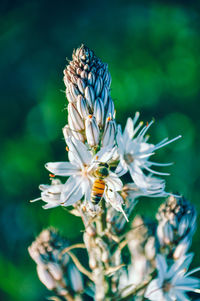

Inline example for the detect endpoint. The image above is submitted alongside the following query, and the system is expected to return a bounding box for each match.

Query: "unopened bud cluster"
[63,44,116,149]
[28,228,83,298]
[157,196,196,259]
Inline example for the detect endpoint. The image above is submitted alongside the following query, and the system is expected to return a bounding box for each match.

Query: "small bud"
[69,83,80,100]
[77,95,89,119]
[102,117,116,147]
[88,72,95,85]
[77,78,86,94]
[68,264,83,293]
[68,103,84,131]
[105,97,115,119]
[85,86,95,109]
[62,125,73,142]
[93,98,104,127]
[81,70,88,79]
[94,76,103,97]
[37,265,56,290]
[47,262,63,281]
[85,115,100,147]
[100,86,109,106]
[173,236,191,260]
[66,90,76,103]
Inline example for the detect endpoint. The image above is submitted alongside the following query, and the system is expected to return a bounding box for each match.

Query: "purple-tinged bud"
[102,116,116,147]
[85,115,100,147]
[77,95,89,119]
[94,98,104,127]
[85,86,95,109]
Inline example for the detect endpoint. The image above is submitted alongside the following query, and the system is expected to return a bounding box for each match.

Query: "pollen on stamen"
[66,146,69,151]
[88,114,93,119]
[49,173,55,178]
[107,116,112,122]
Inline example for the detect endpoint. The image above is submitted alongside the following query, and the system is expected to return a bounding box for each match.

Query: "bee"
[91,162,109,205]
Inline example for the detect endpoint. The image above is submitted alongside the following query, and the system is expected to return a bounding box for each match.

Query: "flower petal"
[107,171,123,191]
[45,162,79,176]
[61,176,83,206]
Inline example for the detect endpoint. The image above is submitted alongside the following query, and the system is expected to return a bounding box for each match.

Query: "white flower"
[145,254,200,301]
[116,112,181,188]
[45,137,122,208]
[123,174,169,201]
[30,179,64,209]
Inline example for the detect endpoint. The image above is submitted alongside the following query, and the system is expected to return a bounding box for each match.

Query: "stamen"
[88,114,93,119]
[49,173,55,178]
[66,146,69,151]
[144,166,170,176]
[154,135,182,151]
[30,197,42,203]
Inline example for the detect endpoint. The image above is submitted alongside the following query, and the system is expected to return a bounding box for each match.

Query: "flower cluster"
[145,196,200,301]
[32,45,181,219]
[29,45,199,301]
[28,228,83,299]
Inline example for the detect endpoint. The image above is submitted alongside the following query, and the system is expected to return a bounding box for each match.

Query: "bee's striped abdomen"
[91,179,105,205]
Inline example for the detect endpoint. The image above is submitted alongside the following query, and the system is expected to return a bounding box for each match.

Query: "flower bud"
[66,90,76,103]
[102,116,116,147]
[68,264,83,293]
[77,78,86,94]
[100,86,109,106]
[68,103,84,131]
[77,95,89,119]
[85,85,95,109]
[63,125,73,142]
[88,71,95,85]
[94,76,103,97]
[85,115,100,147]
[37,265,56,290]
[105,97,115,119]
[69,83,80,100]
[173,235,191,260]
[93,97,104,127]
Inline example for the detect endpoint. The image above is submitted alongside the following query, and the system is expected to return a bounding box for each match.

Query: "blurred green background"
[1,0,200,300]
